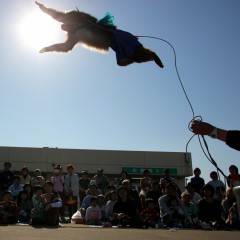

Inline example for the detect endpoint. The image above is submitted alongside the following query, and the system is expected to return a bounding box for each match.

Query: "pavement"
[0,223,240,240]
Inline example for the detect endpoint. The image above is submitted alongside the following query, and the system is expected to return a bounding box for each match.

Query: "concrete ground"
[0,224,239,240]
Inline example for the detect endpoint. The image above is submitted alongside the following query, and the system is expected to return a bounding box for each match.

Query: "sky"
[0,0,240,182]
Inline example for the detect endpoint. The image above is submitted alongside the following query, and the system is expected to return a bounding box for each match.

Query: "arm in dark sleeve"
[226,131,240,151]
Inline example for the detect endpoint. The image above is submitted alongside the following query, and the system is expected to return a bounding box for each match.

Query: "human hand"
[190,120,214,136]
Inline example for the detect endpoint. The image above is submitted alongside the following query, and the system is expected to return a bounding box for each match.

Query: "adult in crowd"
[139,169,152,209]
[190,168,205,196]
[31,169,45,187]
[222,187,236,221]
[79,170,91,203]
[121,179,142,211]
[158,183,187,228]
[111,186,144,228]
[227,165,240,188]
[8,175,24,200]
[0,162,14,200]
[207,171,225,200]
[198,184,224,229]
[20,166,31,185]
[93,168,110,195]
[190,120,240,151]
[64,164,79,220]
[184,182,202,210]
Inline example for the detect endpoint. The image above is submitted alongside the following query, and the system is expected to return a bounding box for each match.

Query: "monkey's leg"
[35,1,66,22]
[39,38,78,53]
[134,47,164,68]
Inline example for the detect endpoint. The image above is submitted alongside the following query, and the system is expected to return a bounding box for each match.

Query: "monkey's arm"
[35,1,66,22]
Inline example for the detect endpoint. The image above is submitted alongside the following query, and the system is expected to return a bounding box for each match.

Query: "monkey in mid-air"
[35,1,164,68]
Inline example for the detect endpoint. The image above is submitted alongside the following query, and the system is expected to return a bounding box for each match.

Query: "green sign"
[122,167,178,175]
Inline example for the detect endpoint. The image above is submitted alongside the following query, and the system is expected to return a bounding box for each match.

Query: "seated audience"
[8,175,23,200]
[85,196,102,225]
[0,191,18,224]
[207,171,225,200]
[222,187,236,221]
[111,187,144,228]
[105,190,118,221]
[140,198,159,228]
[16,190,32,223]
[225,202,240,229]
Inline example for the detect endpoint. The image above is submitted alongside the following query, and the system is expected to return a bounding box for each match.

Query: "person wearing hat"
[31,169,45,187]
[93,168,110,195]
[79,170,91,203]
[20,166,31,185]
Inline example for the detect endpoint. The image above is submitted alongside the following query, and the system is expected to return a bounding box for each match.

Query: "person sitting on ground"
[225,202,240,229]
[146,181,163,212]
[198,184,225,229]
[139,198,159,228]
[181,191,198,228]
[158,183,187,228]
[222,187,236,221]
[190,120,240,151]
[183,182,202,210]
[0,191,18,224]
[111,187,144,228]
[105,190,118,221]
[97,194,106,221]
[16,190,32,223]
[85,196,102,226]
[42,181,62,226]
[31,185,46,225]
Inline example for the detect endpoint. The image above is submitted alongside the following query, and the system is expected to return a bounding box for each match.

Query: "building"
[0,146,192,190]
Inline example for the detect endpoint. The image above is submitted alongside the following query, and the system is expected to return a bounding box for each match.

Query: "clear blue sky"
[1,0,240,182]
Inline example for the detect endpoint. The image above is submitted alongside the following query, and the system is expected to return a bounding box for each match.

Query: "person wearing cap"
[93,168,110,195]
[190,167,205,196]
[20,166,31,185]
[64,164,79,219]
[79,170,91,203]
[31,169,45,187]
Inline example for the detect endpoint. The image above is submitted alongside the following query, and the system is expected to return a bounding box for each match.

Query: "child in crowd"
[31,185,47,225]
[16,190,32,223]
[85,196,102,225]
[140,198,159,228]
[0,191,18,224]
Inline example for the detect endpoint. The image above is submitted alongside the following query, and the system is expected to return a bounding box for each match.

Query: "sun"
[18,10,63,52]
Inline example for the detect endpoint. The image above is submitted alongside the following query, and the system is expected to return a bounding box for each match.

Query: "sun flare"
[18,10,63,52]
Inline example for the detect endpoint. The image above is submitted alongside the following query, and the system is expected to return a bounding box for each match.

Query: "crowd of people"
[0,160,240,230]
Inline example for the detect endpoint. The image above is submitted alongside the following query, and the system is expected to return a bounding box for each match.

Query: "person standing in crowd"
[190,168,205,196]
[51,165,67,223]
[31,169,45,187]
[119,170,131,185]
[139,169,152,209]
[64,164,79,219]
[0,162,14,200]
[20,166,31,185]
[8,175,24,200]
[93,168,110,195]
[79,170,91,204]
